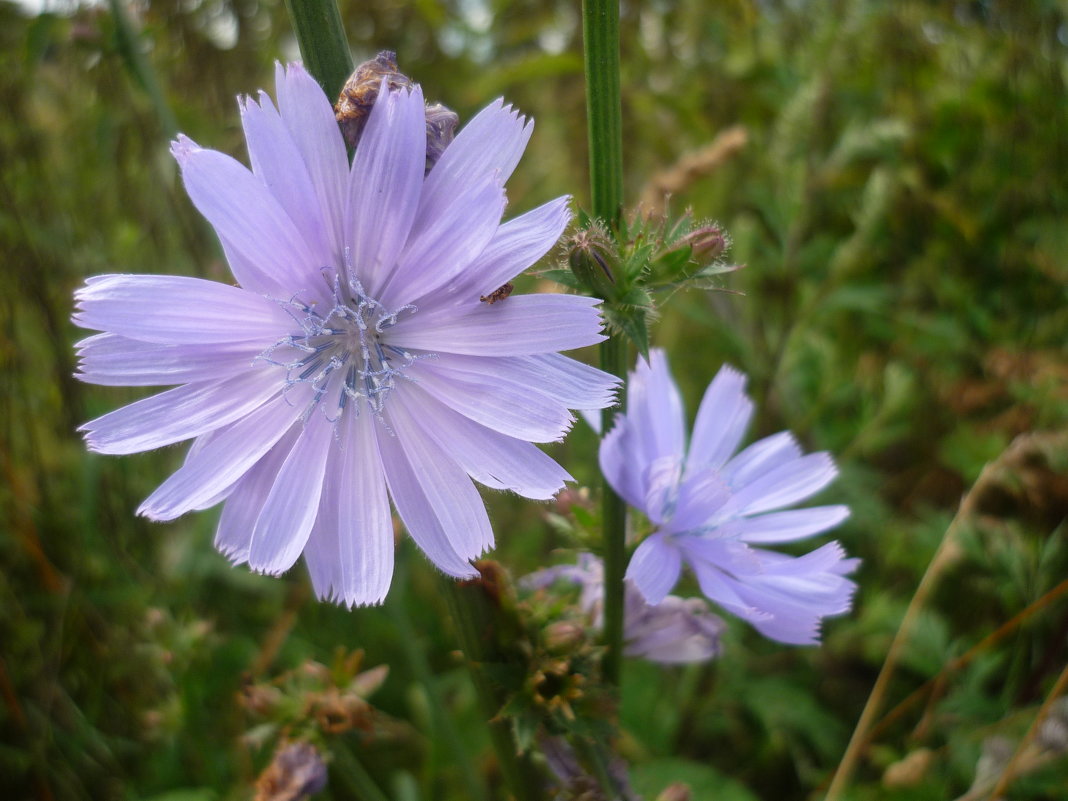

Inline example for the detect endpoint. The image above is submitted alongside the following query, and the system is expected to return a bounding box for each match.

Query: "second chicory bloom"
[601,350,856,645]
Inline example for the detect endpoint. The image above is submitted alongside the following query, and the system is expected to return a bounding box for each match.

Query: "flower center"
[260,275,427,423]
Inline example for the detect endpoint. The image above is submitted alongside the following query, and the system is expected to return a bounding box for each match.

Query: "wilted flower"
[524,554,724,664]
[73,62,616,606]
[601,350,856,644]
[254,741,328,801]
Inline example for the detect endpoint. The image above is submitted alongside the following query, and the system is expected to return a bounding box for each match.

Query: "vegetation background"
[2,0,1067,799]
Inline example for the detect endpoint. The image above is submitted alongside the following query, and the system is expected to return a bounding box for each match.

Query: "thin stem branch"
[825,456,1002,800]
[582,0,628,690]
[986,662,1068,800]
[284,0,353,99]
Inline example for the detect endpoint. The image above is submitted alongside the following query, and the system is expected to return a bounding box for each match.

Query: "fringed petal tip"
[312,585,392,610]
[169,134,201,162]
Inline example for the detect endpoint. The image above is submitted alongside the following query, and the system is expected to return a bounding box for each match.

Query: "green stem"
[599,335,628,688]
[582,0,624,225]
[284,0,353,99]
[443,576,541,801]
[583,0,627,690]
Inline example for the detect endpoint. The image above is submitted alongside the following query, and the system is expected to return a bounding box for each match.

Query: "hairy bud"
[567,225,617,300]
[679,224,726,264]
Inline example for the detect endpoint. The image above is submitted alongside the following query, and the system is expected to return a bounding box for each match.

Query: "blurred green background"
[2,0,1068,799]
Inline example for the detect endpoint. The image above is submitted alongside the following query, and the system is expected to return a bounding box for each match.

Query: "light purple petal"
[410,360,575,443]
[393,294,605,356]
[667,469,732,532]
[625,533,683,606]
[599,420,647,510]
[75,333,262,387]
[419,99,532,223]
[171,136,323,296]
[721,431,802,489]
[464,196,571,299]
[423,196,571,309]
[624,595,724,664]
[274,62,349,263]
[379,173,506,309]
[215,428,300,563]
[247,413,336,575]
[426,352,618,411]
[305,412,394,606]
[400,383,572,499]
[138,391,306,520]
[79,370,281,454]
[375,413,479,579]
[721,452,838,518]
[732,543,858,645]
[685,365,752,476]
[642,456,684,525]
[73,274,294,345]
[346,85,426,294]
[240,91,334,271]
[336,411,395,605]
[387,390,494,560]
[736,506,850,544]
[303,471,344,601]
[628,349,687,475]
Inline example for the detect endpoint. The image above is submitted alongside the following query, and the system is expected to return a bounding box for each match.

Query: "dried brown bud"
[335,51,459,173]
[335,51,411,150]
[543,620,587,654]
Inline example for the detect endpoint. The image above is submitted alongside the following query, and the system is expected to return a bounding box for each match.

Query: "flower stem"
[283,0,353,99]
[582,0,627,688]
[599,335,628,688]
[582,0,624,225]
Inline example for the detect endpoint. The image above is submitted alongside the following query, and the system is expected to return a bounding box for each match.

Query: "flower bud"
[336,51,458,173]
[681,224,727,264]
[567,226,617,300]
[655,782,692,801]
[543,620,586,654]
[335,51,411,150]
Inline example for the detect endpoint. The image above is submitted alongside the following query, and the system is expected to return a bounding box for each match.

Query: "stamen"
[260,272,430,430]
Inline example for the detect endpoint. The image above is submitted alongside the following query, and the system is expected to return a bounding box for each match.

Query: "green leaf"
[631,758,760,801]
[604,307,650,360]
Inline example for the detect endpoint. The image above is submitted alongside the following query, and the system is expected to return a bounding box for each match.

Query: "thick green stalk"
[582,0,628,688]
[284,0,353,99]
[582,0,624,225]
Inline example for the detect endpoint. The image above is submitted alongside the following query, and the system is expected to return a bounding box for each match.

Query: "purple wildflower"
[73,63,616,606]
[523,554,724,664]
[601,350,856,645]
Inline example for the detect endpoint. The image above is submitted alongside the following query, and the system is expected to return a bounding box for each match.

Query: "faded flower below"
[73,62,615,606]
[602,350,856,644]
[524,553,724,664]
